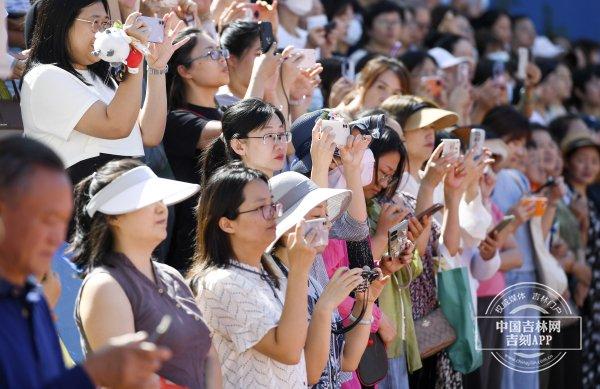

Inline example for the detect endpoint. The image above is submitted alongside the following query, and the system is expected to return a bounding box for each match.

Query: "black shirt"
[163,103,222,272]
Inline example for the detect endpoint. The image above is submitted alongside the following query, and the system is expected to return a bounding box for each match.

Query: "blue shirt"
[491,169,536,273]
[0,275,94,389]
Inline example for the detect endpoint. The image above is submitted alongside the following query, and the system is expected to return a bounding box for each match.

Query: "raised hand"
[287,220,318,273]
[146,12,190,69]
[421,143,455,189]
[317,267,364,311]
[380,240,415,276]
[339,134,372,170]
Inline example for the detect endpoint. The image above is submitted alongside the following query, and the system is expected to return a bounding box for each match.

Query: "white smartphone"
[388,219,408,258]
[322,119,350,147]
[441,139,461,159]
[138,16,164,43]
[469,128,486,160]
[457,62,469,85]
[292,48,317,70]
[304,218,328,247]
[306,14,328,31]
[517,47,528,81]
[342,59,355,80]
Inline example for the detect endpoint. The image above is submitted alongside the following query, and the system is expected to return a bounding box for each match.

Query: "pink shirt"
[477,202,506,297]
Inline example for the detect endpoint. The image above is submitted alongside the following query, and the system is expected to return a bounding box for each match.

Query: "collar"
[0,274,42,303]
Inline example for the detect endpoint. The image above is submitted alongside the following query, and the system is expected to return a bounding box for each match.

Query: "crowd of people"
[1,0,600,388]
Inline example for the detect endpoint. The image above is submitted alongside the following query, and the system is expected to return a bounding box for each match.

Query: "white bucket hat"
[268,172,352,249]
[85,166,200,217]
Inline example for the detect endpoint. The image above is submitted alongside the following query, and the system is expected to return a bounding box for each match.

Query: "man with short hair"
[0,136,171,388]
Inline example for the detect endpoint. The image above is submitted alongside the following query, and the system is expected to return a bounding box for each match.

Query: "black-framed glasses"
[76,17,112,33]
[241,131,292,145]
[186,48,230,64]
[238,202,283,220]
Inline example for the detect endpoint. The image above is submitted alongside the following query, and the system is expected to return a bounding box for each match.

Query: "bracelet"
[349,313,373,326]
[147,64,169,75]
[288,95,306,106]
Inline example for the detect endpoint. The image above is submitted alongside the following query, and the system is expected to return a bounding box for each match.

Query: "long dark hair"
[370,127,407,198]
[25,0,113,88]
[69,159,144,276]
[199,98,286,185]
[189,161,279,292]
[166,27,204,110]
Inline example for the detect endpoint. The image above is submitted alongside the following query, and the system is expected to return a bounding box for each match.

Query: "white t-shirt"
[196,263,307,389]
[277,26,308,50]
[21,64,144,168]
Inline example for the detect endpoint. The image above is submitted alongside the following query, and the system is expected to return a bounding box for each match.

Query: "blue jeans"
[379,355,410,389]
[501,271,539,389]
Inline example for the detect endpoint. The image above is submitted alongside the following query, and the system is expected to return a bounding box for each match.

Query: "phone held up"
[258,21,275,53]
[388,219,409,259]
[304,218,329,248]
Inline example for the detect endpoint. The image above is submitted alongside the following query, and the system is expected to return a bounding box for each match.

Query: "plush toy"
[92,22,148,74]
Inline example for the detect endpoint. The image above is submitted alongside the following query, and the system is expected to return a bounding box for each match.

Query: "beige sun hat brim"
[404,108,459,132]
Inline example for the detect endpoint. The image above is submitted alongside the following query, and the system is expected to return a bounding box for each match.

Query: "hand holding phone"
[388,220,408,259]
[469,128,486,160]
[321,119,350,147]
[291,48,317,70]
[415,203,444,221]
[258,21,275,53]
[441,139,461,159]
[304,218,329,247]
[489,215,516,236]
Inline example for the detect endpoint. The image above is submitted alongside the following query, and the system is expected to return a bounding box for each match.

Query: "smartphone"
[292,48,317,70]
[322,119,350,147]
[517,47,528,81]
[388,220,408,259]
[258,21,275,53]
[341,59,355,80]
[489,215,516,235]
[441,139,461,159]
[493,61,506,86]
[469,128,486,160]
[304,218,328,247]
[415,203,444,221]
[138,16,165,44]
[421,75,443,98]
[147,315,172,344]
[457,62,469,85]
[306,14,328,31]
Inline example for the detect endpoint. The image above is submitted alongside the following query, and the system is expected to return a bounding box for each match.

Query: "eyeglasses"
[75,17,112,33]
[241,131,292,145]
[376,169,397,187]
[186,48,230,64]
[238,202,283,220]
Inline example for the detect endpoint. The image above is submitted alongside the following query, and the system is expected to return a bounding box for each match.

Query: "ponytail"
[199,136,241,187]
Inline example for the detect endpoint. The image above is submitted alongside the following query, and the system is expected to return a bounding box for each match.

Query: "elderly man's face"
[0,167,72,284]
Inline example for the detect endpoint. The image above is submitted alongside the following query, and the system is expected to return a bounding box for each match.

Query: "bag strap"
[392,263,413,291]
[11,80,20,102]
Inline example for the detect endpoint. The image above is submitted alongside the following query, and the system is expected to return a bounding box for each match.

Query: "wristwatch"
[147,64,169,75]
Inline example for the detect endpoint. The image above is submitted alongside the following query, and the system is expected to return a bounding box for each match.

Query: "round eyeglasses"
[238,202,283,221]
[186,48,230,64]
[76,17,112,33]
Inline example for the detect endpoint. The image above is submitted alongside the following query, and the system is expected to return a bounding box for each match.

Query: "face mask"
[284,0,312,17]
[328,149,375,189]
[344,18,363,46]
[486,51,510,63]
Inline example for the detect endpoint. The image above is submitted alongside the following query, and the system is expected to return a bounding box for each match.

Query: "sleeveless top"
[75,252,212,389]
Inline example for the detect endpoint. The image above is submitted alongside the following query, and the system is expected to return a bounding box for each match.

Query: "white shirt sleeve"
[26,65,100,141]
[470,248,501,281]
[197,273,279,353]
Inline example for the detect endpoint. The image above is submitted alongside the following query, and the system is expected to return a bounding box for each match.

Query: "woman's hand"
[329,77,355,108]
[175,0,198,23]
[287,220,318,273]
[316,267,364,312]
[123,12,150,45]
[443,158,468,196]
[310,119,336,169]
[146,12,190,69]
[507,200,537,227]
[479,232,499,261]
[356,268,389,303]
[375,203,409,238]
[254,0,279,33]
[570,193,589,226]
[339,134,371,170]
[290,64,323,101]
[379,240,415,276]
[421,143,455,189]
[407,216,428,242]
[218,0,248,31]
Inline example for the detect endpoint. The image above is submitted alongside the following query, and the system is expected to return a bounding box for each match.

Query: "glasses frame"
[241,131,293,145]
[75,17,112,33]
[237,202,283,221]
[186,48,231,65]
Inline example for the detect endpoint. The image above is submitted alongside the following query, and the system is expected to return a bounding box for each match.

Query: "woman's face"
[185,34,230,88]
[550,64,573,101]
[362,70,403,110]
[514,18,536,48]
[69,2,110,68]
[236,115,288,176]
[227,37,261,89]
[404,126,435,164]
[409,57,438,93]
[227,179,277,247]
[492,15,512,46]
[363,151,401,200]
[369,11,402,49]
[583,76,600,107]
[567,147,600,186]
[110,201,168,247]
[531,130,559,175]
[525,147,546,185]
[505,138,528,170]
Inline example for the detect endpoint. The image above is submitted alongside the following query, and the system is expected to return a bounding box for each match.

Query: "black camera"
[361,266,379,283]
